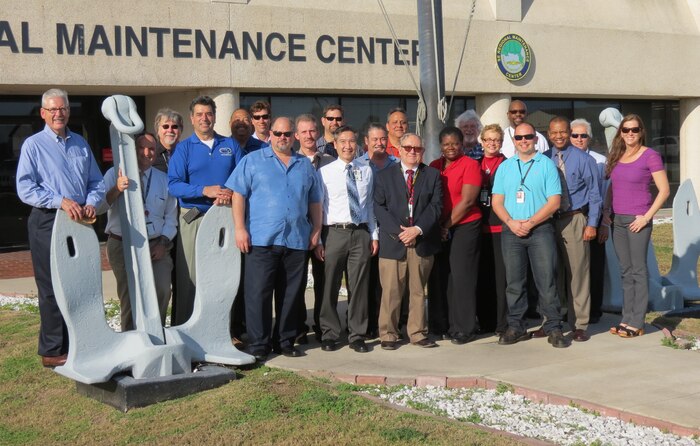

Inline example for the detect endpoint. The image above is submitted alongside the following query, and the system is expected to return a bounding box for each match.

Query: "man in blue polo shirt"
[492,122,569,348]
[168,95,242,325]
[227,116,322,362]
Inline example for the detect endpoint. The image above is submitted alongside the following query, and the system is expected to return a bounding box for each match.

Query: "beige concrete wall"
[1,0,699,98]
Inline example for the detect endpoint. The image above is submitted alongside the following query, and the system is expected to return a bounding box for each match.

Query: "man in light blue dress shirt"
[16,88,105,367]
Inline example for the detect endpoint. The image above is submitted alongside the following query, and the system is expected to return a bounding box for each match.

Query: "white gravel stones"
[369,386,700,446]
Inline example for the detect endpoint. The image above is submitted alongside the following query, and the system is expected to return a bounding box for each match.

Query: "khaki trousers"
[554,213,590,331]
[378,248,434,343]
[106,237,173,331]
[175,211,204,325]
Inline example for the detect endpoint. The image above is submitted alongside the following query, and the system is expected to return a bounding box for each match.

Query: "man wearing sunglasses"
[316,104,345,158]
[540,117,601,343]
[17,88,105,368]
[168,96,242,326]
[152,108,183,173]
[500,100,549,158]
[227,117,322,362]
[491,122,569,348]
[249,100,272,143]
[570,118,607,325]
[374,133,442,350]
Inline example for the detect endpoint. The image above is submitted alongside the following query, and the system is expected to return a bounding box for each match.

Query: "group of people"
[17,89,669,367]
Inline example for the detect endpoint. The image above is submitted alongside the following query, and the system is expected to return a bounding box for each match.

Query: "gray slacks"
[174,210,203,325]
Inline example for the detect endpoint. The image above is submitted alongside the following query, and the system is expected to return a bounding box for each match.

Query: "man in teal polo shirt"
[491,122,569,348]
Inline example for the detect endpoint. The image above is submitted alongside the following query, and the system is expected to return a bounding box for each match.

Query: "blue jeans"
[501,221,562,333]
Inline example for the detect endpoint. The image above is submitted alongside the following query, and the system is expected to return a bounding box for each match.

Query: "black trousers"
[28,208,68,357]
[244,245,306,353]
[589,238,606,319]
[296,251,324,335]
[230,255,246,338]
[427,240,450,335]
[447,220,481,336]
[476,231,508,333]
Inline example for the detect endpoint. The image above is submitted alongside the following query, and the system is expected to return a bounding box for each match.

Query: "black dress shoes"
[279,346,303,357]
[548,329,570,348]
[411,338,437,348]
[349,339,369,353]
[450,333,476,345]
[321,339,338,351]
[251,351,268,362]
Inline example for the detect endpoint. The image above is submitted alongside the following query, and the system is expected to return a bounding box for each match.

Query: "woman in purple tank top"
[600,114,670,338]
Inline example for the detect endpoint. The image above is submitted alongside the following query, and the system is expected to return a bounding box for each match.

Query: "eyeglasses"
[508,109,526,115]
[161,124,180,130]
[620,127,641,134]
[513,134,535,141]
[324,116,343,122]
[570,133,589,139]
[252,114,270,120]
[42,106,69,115]
[272,131,293,138]
[482,138,502,144]
[401,145,424,152]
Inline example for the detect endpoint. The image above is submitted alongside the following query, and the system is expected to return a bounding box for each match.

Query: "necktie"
[406,169,414,225]
[556,152,570,211]
[345,164,362,224]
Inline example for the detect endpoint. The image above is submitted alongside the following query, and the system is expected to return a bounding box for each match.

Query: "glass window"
[573,100,620,155]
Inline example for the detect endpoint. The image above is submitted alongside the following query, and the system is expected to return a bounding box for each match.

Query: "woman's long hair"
[605,114,647,178]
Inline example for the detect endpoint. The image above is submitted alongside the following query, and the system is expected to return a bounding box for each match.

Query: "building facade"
[1,0,697,247]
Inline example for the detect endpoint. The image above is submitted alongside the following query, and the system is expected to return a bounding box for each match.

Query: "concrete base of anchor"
[75,365,236,411]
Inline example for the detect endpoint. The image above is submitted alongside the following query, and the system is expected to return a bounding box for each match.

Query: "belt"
[555,209,584,219]
[327,223,368,230]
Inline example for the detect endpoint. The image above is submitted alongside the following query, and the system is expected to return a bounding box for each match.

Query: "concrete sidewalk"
[2,273,699,434]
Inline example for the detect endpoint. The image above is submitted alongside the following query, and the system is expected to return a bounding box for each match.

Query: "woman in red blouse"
[474,124,508,335]
[428,126,482,344]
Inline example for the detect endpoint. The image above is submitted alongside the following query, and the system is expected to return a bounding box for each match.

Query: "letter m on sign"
[57,23,85,55]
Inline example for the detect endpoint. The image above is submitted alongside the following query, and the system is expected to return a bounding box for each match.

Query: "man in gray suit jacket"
[374,133,443,350]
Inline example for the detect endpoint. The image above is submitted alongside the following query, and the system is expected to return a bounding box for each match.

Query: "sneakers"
[548,329,570,348]
[498,327,532,345]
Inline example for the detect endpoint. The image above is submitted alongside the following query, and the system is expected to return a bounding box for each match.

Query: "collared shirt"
[16,124,105,209]
[500,128,549,158]
[252,132,271,143]
[358,152,398,173]
[152,140,174,173]
[315,135,338,158]
[298,149,334,171]
[226,146,322,250]
[492,152,561,221]
[167,132,242,212]
[466,143,484,160]
[546,145,602,227]
[101,167,177,240]
[240,136,268,156]
[318,159,379,240]
[386,139,400,158]
[586,149,607,197]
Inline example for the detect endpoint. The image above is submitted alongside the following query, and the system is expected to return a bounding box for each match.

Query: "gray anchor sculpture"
[50,95,253,385]
[663,179,700,301]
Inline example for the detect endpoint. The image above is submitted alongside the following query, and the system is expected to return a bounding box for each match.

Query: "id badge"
[146,221,156,238]
[480,188,490,206]
[516,190,525,204]
[353,168,362,181]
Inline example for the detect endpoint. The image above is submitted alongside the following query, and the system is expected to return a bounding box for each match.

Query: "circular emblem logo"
[496,34,531,81]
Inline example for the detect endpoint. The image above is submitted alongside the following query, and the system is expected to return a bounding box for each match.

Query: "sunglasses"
[401,145,424,152]
[620,127,641,134]
[161,124,180,130]
[508,109,526,115]
[570,133,589,139]
[324,116,343,122]
[513,134,535,141]
[272,131,293,138]
[252,114,270,120]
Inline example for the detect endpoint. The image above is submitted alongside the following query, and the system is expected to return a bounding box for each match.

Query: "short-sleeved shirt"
[429,155,482,225]
[610,148,664,216]
[225,146,322,250]
[492,152,561,220]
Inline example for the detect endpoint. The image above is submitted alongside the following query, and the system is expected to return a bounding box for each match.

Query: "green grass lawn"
[0,311,525,446]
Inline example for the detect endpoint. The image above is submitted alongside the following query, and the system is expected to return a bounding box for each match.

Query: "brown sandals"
[617,326,644,338]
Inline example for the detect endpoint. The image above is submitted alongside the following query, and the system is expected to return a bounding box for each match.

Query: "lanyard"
[516,159,535,191]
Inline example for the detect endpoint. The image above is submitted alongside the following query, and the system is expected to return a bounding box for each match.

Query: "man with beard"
[168,96,242,325]
[152,108,183,173]
[500,100,549,158]
[227,117,322,361]
[316,105,344,158]
[229,108,267,155]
